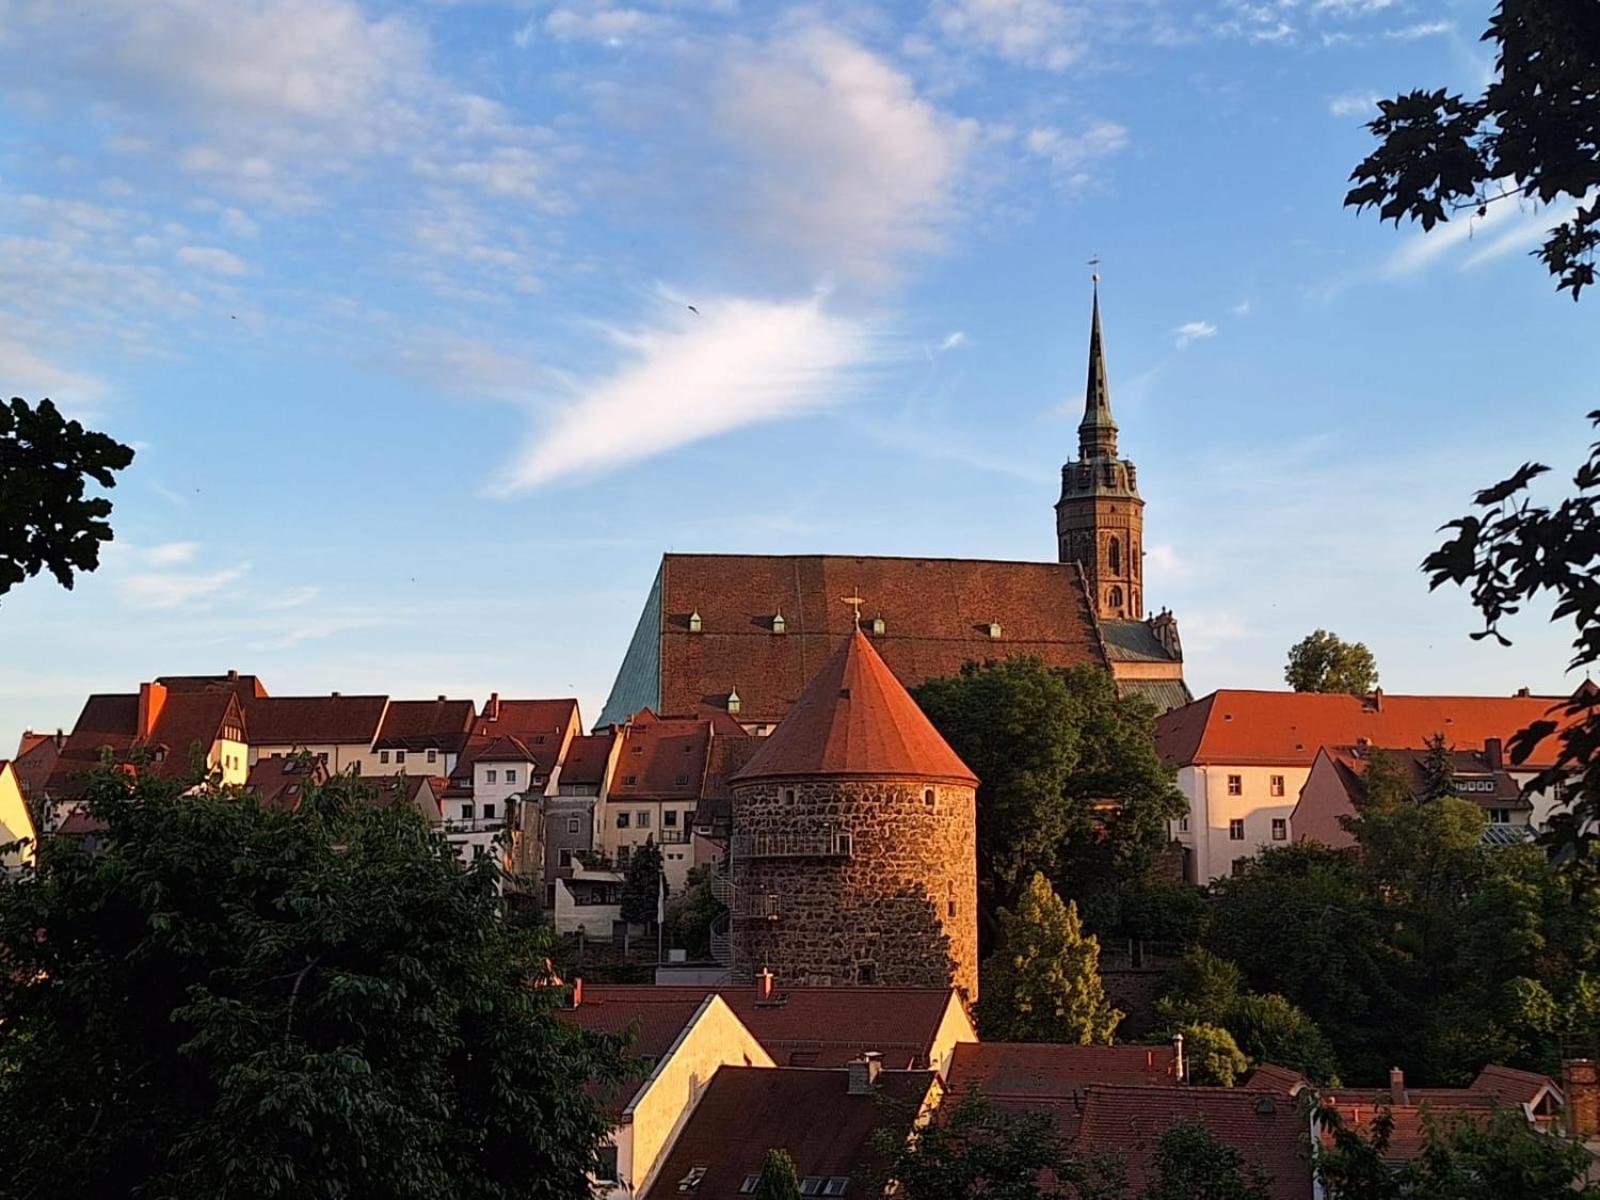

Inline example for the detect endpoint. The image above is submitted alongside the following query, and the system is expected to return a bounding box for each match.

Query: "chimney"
[1565,1059,1600,1139]
[1372,688,1384,712]
[54,727,64,750]
[227,669,239,681]
[1516,686,1532,698]
[847,1052,882,1095]
[486,692,500,722]
[1389,1066,1406,1104]
[1172,1033,1186,1083]
[437,694,447,703]
[569,977,584,1010]
[331,691,341,699]
[756,967,775,1002]
[138,682,168,739]
[1485,737,1504,770]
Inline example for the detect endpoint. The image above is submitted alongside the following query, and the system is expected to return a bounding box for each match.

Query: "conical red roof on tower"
[731,629,978,785]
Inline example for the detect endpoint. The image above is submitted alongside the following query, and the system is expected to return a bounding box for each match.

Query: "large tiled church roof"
[731,629,977,785]
[600,553,1108,726]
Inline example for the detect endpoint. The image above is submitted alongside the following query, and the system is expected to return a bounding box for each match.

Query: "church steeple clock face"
[1054,276,1146,623]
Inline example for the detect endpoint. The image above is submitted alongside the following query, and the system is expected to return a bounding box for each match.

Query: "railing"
[730,828,852,859]
[658,829,690,844]
[441,817,506,835]
[1098,938,1185,972]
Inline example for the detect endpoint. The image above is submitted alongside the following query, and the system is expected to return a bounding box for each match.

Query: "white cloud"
[1461,196,1589,270]
[1329,91,1379,118]
[715,28,978,281]
[1230,299,1253,316]
[143,542,199,566]
[938,331,969,352]
[543,7,670,43]
[0,327,108,406]
[1313,0,1393,13]
[933,0,1087,70]
[121,564,248,610]
[1024,121,1129,192]
[495,292,889,491]
[1173,320,1218,348]
[1382,189,1526,277]
[220,207,259,238]
[1385,20,1452,40]
[177,245,247,275]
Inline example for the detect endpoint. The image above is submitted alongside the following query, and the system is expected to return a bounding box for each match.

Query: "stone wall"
[729,776,978,1002]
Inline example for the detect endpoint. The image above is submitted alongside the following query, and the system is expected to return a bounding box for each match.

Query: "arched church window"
[1108,537,1121,574]
[1108,586,1124,611]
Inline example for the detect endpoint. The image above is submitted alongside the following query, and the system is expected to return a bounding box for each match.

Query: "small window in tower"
[923,788,935,810]
[783,787,796,804]
[1108,586,1123,610]
[1109,536,1121,574]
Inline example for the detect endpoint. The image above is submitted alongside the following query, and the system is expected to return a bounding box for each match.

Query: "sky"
[1,0,1596,741]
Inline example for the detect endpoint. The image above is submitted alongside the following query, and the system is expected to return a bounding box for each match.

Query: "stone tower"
[727,628,979,1001]
[1056,279,1145,621]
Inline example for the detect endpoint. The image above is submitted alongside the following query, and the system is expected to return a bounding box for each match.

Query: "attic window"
[869,616,886,636]
[986,622,1003,640]
[675,774,690,786]
[822,1180,850,1198]
[688,611,703,633]
[678,1166,707,1192]
[727,689,742,716]
[623,775,637,786]
[771,612,786,634]
[800,1180,825,1197]
[739,1177,760,1195]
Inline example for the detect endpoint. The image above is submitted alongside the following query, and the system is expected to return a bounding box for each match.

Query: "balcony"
[442,817,506,836]
[730,828,853,859]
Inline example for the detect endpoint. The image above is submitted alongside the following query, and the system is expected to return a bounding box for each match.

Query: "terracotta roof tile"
[246,695,388,746]
[732,630,976,785]
[12,732,61,798]
[1157,690,1574,768]
[1247,1063,1310,1094]
[639,1066,936,1200]
[653,553,1108,723]
[558,732,615,787]
[471,698,579,774]
[1076,1085,1313,1200]
[244,755,328,810]
[948,1042,1179,1098]
[561,984,958,1068]
[1471,1064,1560,1107]
[610,713,712,801]
[374,699,476,751]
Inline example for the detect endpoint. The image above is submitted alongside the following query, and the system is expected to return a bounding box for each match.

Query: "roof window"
[678,1166,707,1192]
[868,616,886,636]
[986,622,1003,640]
[823,1180,850,1197]
[727,689,741,716]
[771,611,786,634]
[688,611,703,633]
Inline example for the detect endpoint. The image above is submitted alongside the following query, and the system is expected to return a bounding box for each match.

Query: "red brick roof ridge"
[731,629,978,785]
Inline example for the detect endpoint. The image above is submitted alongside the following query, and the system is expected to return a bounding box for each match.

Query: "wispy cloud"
[494,292,891,491]
[1328,90,1379,118]
[713,27,978,282]
[1385,20,1452,40]
[1024,121,1130,193]
[1173,320,1218,348]
[121,564,249,610]
[177,245,247,275]
[937,331,969,352]
[933,0,1089,71]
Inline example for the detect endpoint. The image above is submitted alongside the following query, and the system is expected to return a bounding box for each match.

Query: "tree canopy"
[912,659,1185,936]
[1144,1118,1271,1200]
[0,765,629,1200]
[1345,0,1600,299]
[0,397,135,602]
[979,872,1122,1044]
[1284,630,1379,694]
[620,837,665,928]
[752,1148,802,1200]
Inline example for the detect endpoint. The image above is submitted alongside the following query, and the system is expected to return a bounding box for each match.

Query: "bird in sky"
[686,305,699,315]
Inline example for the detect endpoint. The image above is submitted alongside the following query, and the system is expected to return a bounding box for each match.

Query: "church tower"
[1056,278,1144,621]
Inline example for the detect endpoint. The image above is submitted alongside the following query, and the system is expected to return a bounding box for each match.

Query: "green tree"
[979,873,1123,1044]
[1345,0,1600,299]
[913,659,1185,936]
[620,837,666,929]
[663,863,723,959]
[1145,1118,1272,1200]
[1284,630,1379,694]
[0,397,134,600]
[0,765,629,1199]
[876,1088,1126,1200]
[752,1148,802,1200]
[1177,1024,1250,1087]
[1423,415,1600,882]
[1319,1105,1600,1200]
[1419,733,1457,803]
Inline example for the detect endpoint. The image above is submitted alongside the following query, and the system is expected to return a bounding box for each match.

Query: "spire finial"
[1079,265,1117,459]
[840,589,864,628]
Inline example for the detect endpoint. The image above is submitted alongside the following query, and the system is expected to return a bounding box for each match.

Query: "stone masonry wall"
[729,777,978,1002]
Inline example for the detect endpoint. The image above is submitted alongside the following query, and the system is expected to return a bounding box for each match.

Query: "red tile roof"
[1322,1101,1483,1162]
[471,698,579,774]
[474,735,539,764]
[1076,1085,1313,1200]
[1157,689,1574,769]
[245,695,389,746]
[44,690,244,796]
[732,630,977,786]
[244,755,328,810]
[1247,1063,1310,1094]
[639,1066,936,1200]
[374,698,476,750]
[157,672,269,701]
[655,554,1108,722]
[1471,1064,1560,1108]
[610,711,712,801]
[948,1042,1180,1098]
[562,984,960,1068]
[12,731,61,798]
[558,732,615,787]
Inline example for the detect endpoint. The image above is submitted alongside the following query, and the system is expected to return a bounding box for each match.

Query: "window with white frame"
[1229,818,1245,840]
[1271,818,1287,840]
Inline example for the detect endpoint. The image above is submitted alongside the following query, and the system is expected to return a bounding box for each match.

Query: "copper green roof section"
[1078,278,1118,459]
[597,564,662,729]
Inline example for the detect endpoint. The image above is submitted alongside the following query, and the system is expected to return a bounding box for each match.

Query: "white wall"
[1173,764,1307,882]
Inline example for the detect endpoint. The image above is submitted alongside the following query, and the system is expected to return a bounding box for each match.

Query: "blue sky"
[2,0,1596,740]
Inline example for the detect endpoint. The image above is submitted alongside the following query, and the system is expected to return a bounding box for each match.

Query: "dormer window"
[771,611,786,634]
[869,616,886,636]
[986,622,1003,640]
[688,610,703,633]
[727,689,741,716]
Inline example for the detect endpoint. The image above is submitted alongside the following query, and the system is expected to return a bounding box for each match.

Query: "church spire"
[1078,275,1118,459]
